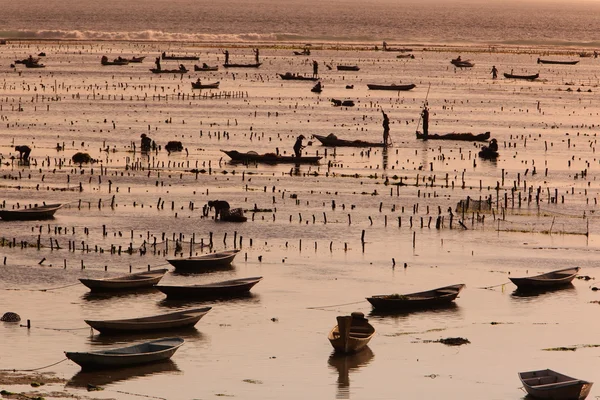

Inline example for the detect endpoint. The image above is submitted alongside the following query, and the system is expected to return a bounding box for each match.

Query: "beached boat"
[161,54,199,60]
[223,63,261,68]
[65,337,184,370]
[84,307,212,334]
[504,72,539,80]
[79,268,168,292]
[313,134,386,148]
[0,203,63,221]
[509,267,579,290]
[191,81,220,89]
[278,72,318,81]
[156,276,263,299]
[167,249,240,271]
[149,67,188,74]
[367,83,416,91]
[396,54,415,59]
[328,312,375,354]
[194,64,219,71]
[519,369,593,400]
[451,60,475,68]
[337,65,360,71]
[221,150,322,164]
[416,131,491,142]
[366,284,465,311]
[537,58,579,65]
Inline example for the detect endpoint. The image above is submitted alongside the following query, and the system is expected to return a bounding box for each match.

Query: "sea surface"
[1,1,600,400]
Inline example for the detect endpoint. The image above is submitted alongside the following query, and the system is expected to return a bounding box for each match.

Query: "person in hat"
[293,135,306,157]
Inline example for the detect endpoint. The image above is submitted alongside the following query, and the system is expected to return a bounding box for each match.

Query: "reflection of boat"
[504,72,539,80]
[194,64,218,71]
[66,337,184,371]
[537,58,579,65]
[0,203,62,221]
[366,284,465,311]
[509,267,579,290]
[519,369,593,400]
[328,312,375,354]
[223,63,261,68]
[278,72,318,81]
[416,131,490,142]
[328,346,374,398]
[191,81,220,89]
[367,83,415,91]
[156,276,263,299]
[85,307,212,334]
[68,359,180,388]
[337,65,360,71]
[167,249,240,271]
[221,150,322,164]
[313,134,386,148]
[79,269,168,292]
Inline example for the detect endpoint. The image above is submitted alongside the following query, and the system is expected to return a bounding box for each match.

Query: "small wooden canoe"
[223,63,261,68]
[167,249,240,271]
[367,83,416,91]
[128,56,146,63]
[337,65,360,71]
[85,307,211,334]
[156,276,262,299]
[416,131,491,142]
[510,267,579,290]
[278,73,318,81]
[221,150,322,164]
[149,68,188,74]
[537,58,579,65]
[0,203,63,221]
[328,312,375,354]
[313,134,386,148]
[366,284,465,311]
[66,337,184,370]
[191,81,220,89]
[519,369,593,400]
[162,54,198,60]
[504,72,539,80]
[79,269,168,292]
[194,64,218,71]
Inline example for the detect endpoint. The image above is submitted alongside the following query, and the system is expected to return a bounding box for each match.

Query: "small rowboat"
[150,68,188,74]
[519,369,593,400]
[504,72,539,80]
[85,307,212,334]
[79,268,168,292]
[367,284,465,311]
[416,131,491,142]
[167,249,240,271]
[367,83,416,91]
[278,73,318,81]
[191,81,220,89]
[223,63,261,68]
[66,337,184,370]
[0,203,62,221]
[336,65,360,71]
[221,150,322,164]
[101,56,129,66]
[328,312,375,354]
[162,54,199,60]
[537,58,579,65]
[509,267,579,290]
[128,56,146,63]
[156,276,262,299]
[194,64,218,71]
[313,134,386,148]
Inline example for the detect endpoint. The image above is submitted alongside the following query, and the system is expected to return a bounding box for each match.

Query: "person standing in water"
[491,65,498,79]
[254,48,260,63]
[381,109,390,146]
[293,135,305,157]
[223,49,230,65]
[421,104,429,136]
[312,60,318,77]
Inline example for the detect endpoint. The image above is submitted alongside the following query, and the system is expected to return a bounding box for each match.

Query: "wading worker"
[293,135,305,157]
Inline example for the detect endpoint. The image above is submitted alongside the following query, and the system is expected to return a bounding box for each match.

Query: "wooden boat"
[221,150,322,164]
[367,83,416,91]
[337,65,360,71]
[150,67,188,74]
[162,54,199,60]
[478,148,499,159]
[223,63,261,68]
[127,56,145,63]
[313,134,386,148]
[219,209,247,222]
[509,267,579,290]
[194,64,218,71]
[15,58,39,64]
[65,337,184,370]
[84,307,212,334]
[519,369,593,400]
[416,131,491,142]
[396,54,415,59]
[25,62,46,68]
[330,99,355,107]
[156,276,263,299]
[504,72,539,80]
[79,268,169,292]
[366,284,465,311]
[537,58,579,65]
[278,72,318,81]
[0,203,62,221]
[191,81,220,89]
[328,312,375,354]
[451,60,475,68]
[167,249,240,271]
[101,56,129,66]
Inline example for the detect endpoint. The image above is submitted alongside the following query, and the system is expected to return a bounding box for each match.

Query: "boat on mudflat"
[191,81,220,89]
[0,203,63,221]
[79,269,169,292]
[223,63,261,68]
[167,249,240,271]
[336,65,360,71]
[150,68,188,74]
[85,307,212,334]
[65,337,184,370]
[451,60,475,68]
[328,312,375,354]
[221,150,322,164]
[537,58,579,65]
[519,369,593,400]
[156,276,263,299]
[101,56,129,66]
[161,54,198,60]
[278,72,318,81]
[367,83,416,91]
[366,284,465,311]
[416,131,491,142]
[504,72,539,80]
[313,134,386,148]
[509,267,579,290]
[194,64,218,71]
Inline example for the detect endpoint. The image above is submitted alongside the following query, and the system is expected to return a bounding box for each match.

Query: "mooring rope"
[307,300,365,310]
[476,282,511,290]
[0,358,68,372]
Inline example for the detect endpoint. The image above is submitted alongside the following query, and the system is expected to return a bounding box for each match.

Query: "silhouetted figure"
[312,60,319,77]
[140,134,152,151]
[208,200,230,220]
[223,50,230,65]
[491,65,498,79]
[155,57,161,71]
[421,105,429,136]
[15,145,31,162]
[254,48,260,63]
[488,138,498,152]
[293,135,306,157]
[381,109,390,145]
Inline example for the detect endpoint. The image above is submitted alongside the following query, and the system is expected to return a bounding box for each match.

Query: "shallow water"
[1,40,600,399]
